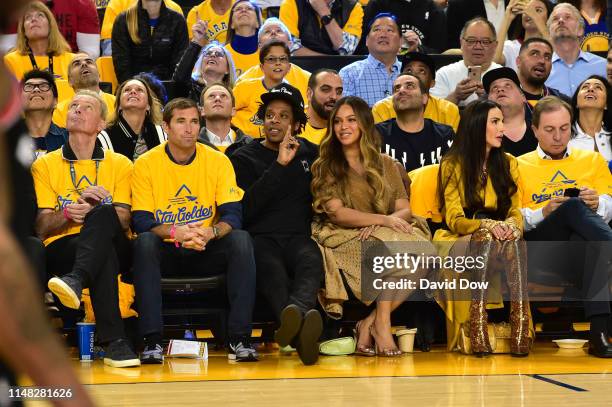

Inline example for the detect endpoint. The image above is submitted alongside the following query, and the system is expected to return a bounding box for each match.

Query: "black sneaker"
[141,344,164,364]
[48,274,82,310]
[228,338,259,362]
[274,304,302,348]
[104,339,141,368]
[296,309,323,366]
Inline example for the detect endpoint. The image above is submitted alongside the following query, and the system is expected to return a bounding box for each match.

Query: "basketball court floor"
[24,339,612,407]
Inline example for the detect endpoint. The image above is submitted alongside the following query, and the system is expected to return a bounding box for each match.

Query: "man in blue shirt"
[545,3,606,97]
[21,70,67,160]
[339,13,401,107]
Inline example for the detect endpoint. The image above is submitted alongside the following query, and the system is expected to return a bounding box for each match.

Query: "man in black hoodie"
[230,83,323,365]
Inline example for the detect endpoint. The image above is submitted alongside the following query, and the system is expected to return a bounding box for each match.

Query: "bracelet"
[170,225,180,248]
[212,225,219,239]
[62,207,71,221]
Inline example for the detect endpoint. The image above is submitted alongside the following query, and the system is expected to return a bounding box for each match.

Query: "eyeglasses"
[462,37,495,47]
[23,82,51,92]
[204,50,226,58]
[264,56,290,64]
[24,11,47,23]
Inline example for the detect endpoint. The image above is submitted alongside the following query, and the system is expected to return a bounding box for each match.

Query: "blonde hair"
[73,90,108,121]
[111,78,163,126]
[15,2,71,56]
[311,96,390,216]
[126,1,143,45]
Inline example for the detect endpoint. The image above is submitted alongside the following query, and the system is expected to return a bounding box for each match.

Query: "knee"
[556,197,586,216]
[223,229,254,255]
[84,203,116,223]
[134,232,161,255]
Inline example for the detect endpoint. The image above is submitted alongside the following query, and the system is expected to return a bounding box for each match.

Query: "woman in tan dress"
[311,96,436,356]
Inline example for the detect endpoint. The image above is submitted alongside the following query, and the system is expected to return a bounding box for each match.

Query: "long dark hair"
[508,0,553,41]
[571,74,612,132]
[437,100,517,220]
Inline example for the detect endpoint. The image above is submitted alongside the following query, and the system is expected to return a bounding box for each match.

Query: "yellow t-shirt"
[186,1,231,42]
[101,0,184,40]
[4,51,75,81]
[225,43,259,77]
[372,94,461,132]
[279,0,363,41]
[53,92,116,128]
[517,149,612,211]
[236,63,311,103]
[231,78,268,138]
[31,146,133,246]
[301,122,327,145]
[131,142,244,229]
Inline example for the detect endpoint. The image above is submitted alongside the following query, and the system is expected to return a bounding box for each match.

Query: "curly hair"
[311,96,390,216]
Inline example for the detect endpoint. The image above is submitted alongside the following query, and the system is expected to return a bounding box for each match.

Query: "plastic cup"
[77,322,95,362]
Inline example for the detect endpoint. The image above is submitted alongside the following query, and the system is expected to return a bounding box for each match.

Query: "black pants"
[132,230,256,340]
[524,198,612,318]
[45,205,130,344]
[253,234,323,320]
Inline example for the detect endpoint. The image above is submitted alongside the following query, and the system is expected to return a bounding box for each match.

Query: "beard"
[524,74,547,89]
[311,98,332,121]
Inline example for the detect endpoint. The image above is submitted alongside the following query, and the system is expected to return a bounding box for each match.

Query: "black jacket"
[296,0,359,55]
[198,125,253,157]
[97,115,167,161]
[357,0,447,54]
[112,1,189,83]
[446,0,507,49]
[173,41,206,103]
[229,138,319,236]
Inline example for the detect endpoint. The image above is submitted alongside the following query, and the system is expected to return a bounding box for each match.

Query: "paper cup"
[396,328,417,353]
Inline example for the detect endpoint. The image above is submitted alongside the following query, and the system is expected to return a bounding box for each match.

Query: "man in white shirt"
[430,17,502,107]
[517,96,612,358]
[198,83,252,156]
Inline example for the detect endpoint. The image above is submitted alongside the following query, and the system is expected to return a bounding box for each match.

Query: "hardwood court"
[24,340,612,407]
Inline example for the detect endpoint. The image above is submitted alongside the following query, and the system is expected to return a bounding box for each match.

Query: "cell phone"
[563,187,580,198]
[467,65,482,83]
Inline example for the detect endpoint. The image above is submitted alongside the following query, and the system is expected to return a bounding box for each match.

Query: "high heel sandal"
[370,326,402,357]
[354,320,375,356]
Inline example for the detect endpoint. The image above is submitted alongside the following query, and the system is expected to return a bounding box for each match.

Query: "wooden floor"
[24,341,612,407]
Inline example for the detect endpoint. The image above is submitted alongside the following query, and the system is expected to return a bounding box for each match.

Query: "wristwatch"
[212,225,219,239]
[321,14,334,25]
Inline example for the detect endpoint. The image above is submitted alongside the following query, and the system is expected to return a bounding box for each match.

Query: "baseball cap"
[401,52,437,76]
[258,83,305,120]
[482,67,521,94]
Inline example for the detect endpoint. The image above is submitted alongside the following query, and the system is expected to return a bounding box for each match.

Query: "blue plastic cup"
[77,322,95,362]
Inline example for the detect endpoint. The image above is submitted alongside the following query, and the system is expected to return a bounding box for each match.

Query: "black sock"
[589,314,609,339]
[144,332,162,348]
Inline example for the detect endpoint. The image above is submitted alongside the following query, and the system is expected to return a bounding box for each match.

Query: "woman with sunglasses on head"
[173,35,237,103]
[3,1,74,81]
[224,0,263,76]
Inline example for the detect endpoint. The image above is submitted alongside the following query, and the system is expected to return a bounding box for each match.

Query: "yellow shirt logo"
[155,184,214,225]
